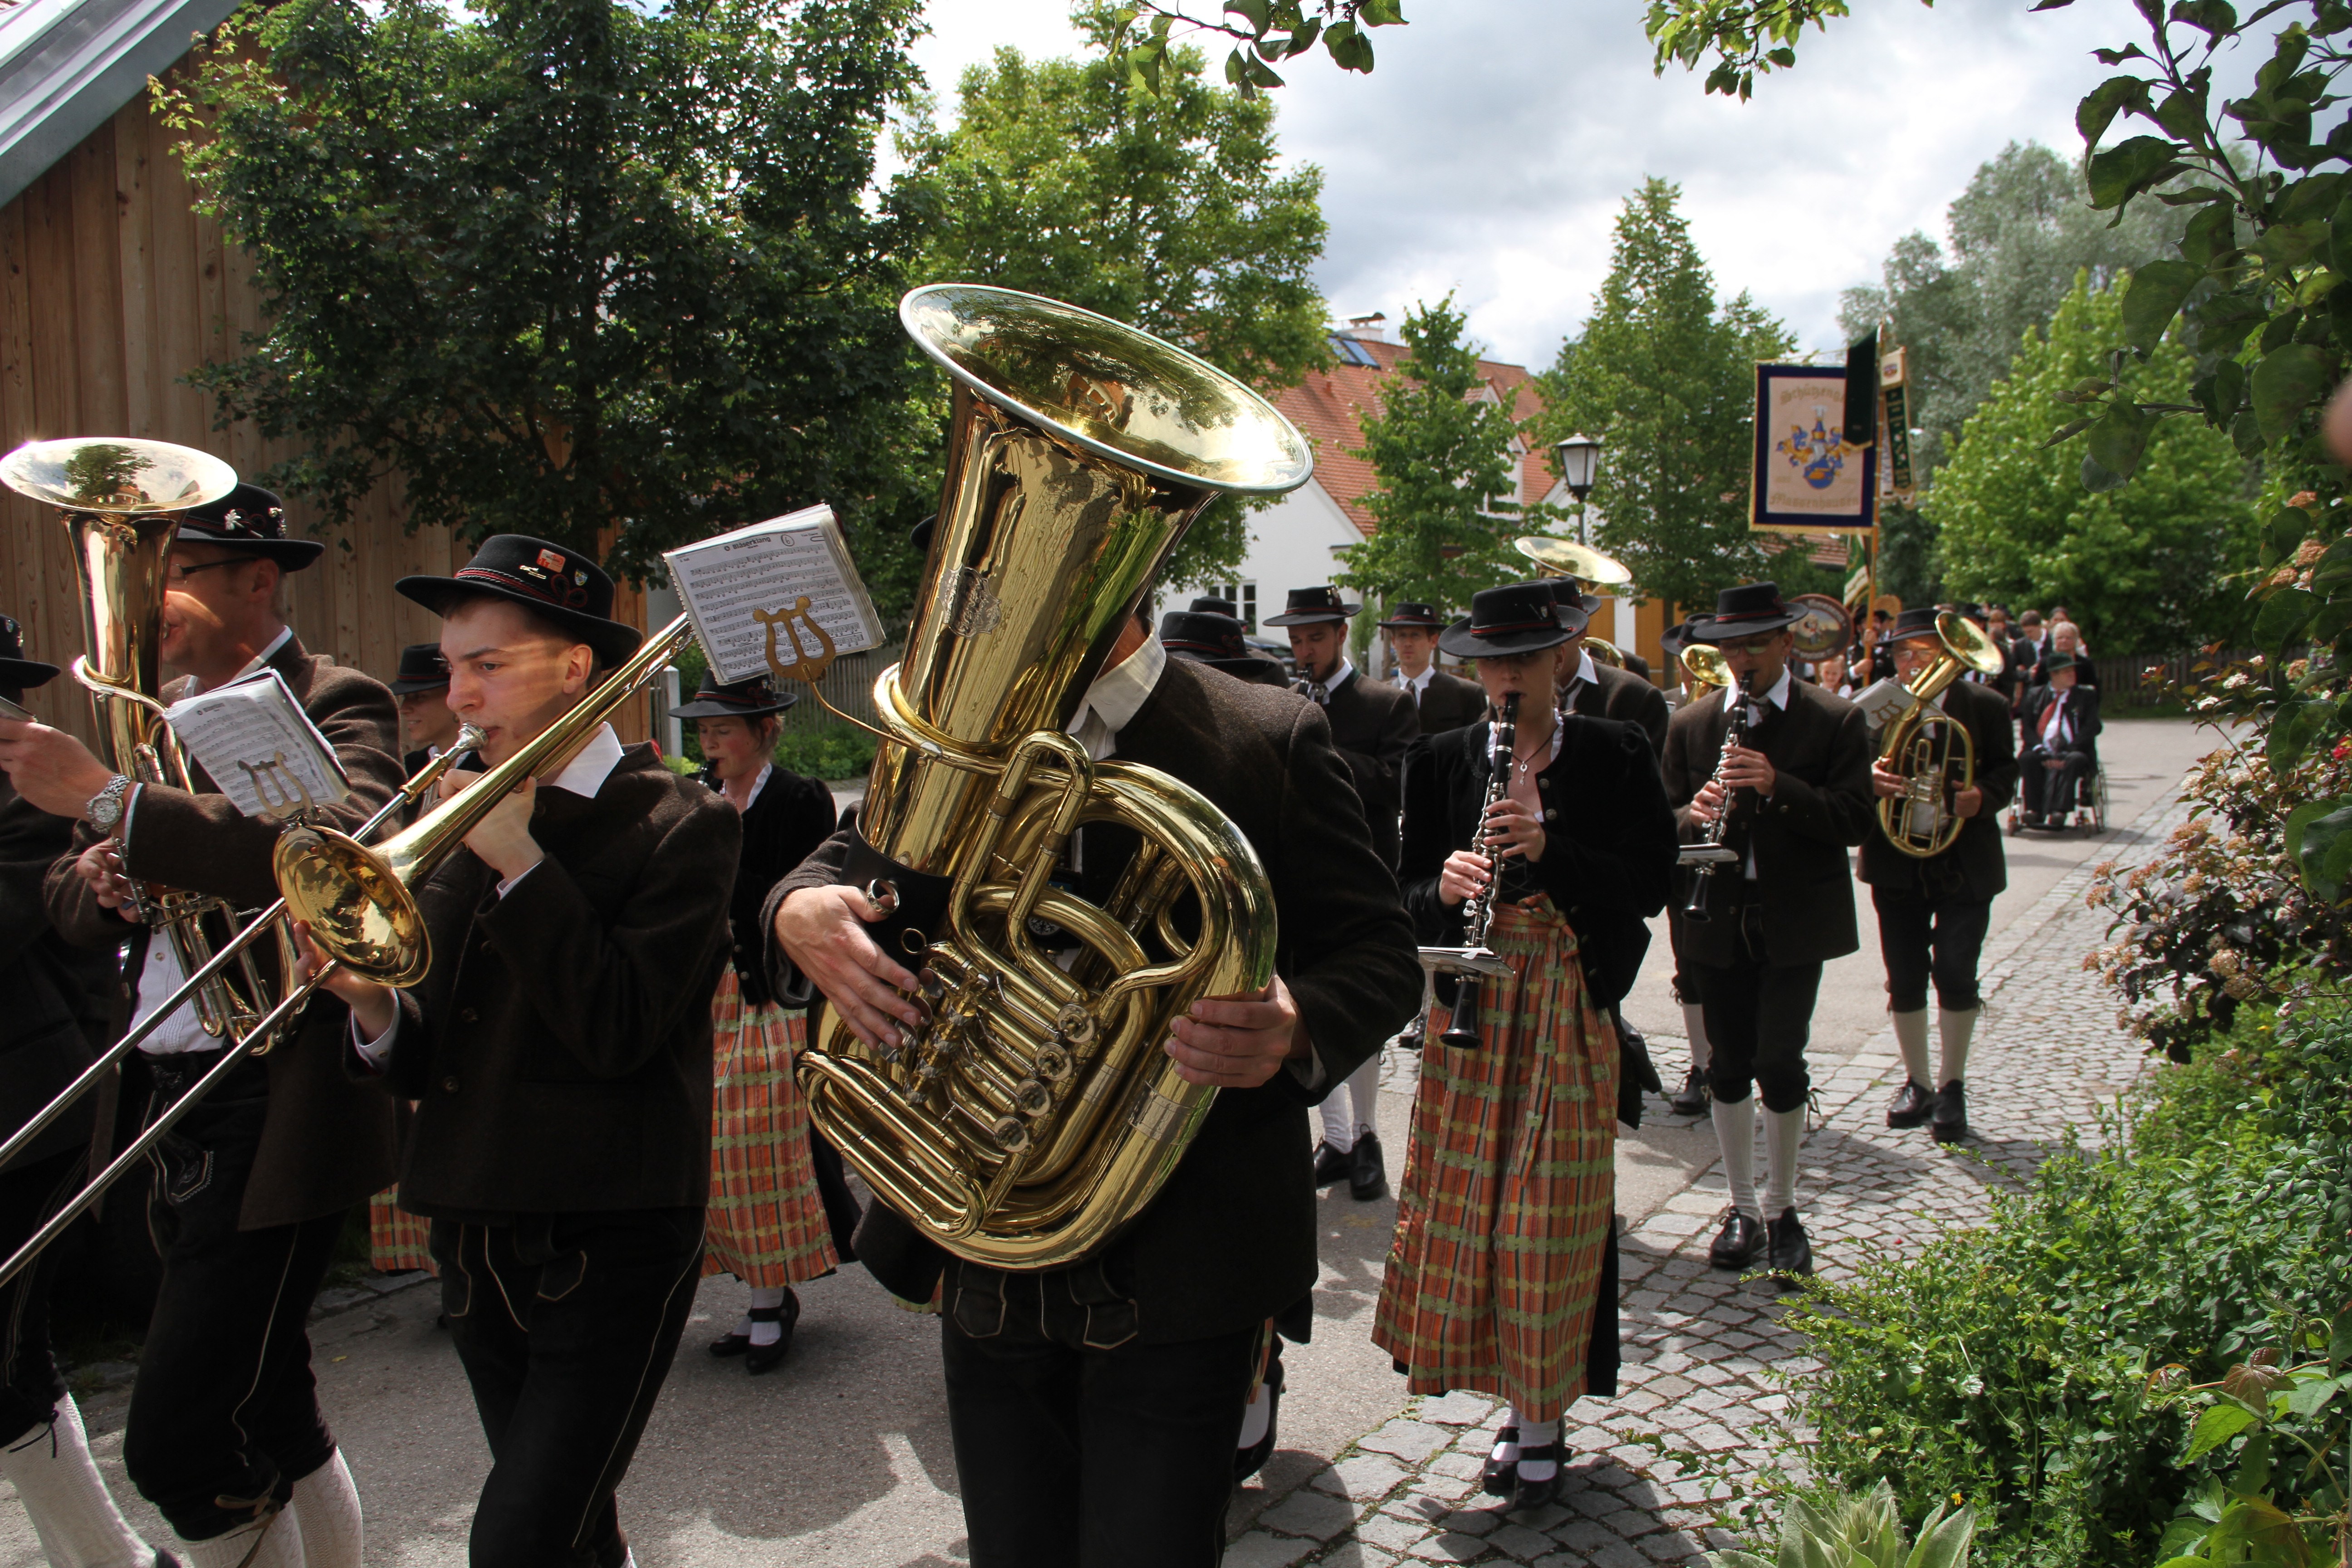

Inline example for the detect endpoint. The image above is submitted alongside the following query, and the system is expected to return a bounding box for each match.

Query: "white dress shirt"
[1396,665,1434,704]
[1721,666,1792,880]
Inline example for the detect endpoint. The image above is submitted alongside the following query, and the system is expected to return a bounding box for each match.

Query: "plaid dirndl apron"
[703,967,839,1288]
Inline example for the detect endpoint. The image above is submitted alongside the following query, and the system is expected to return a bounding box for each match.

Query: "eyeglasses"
[1717,636,1785,657]
[167,559,250,585]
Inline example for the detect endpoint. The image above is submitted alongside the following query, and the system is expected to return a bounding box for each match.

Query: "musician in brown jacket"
[303,534,739,1568]
[0,486,400,1568]
[1660,583,1872,1285]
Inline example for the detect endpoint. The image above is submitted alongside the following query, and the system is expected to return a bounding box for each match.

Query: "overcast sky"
[911,0,2265,371]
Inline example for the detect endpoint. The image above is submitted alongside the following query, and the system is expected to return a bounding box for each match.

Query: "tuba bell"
[792,284,1311,1272]
[1876,609,2007,858]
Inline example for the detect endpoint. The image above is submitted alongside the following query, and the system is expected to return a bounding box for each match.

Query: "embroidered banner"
[1751,363,1877,535]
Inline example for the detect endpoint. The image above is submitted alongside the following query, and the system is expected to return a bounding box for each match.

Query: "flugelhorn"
[790,284,1308,1273]
[1875,609,2006,858]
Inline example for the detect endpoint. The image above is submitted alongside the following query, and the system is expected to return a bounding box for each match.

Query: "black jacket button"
[458,1006,478,1023]
[441,1075,459,1093]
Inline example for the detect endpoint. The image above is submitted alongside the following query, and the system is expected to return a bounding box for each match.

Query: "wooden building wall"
[0,79,648,743]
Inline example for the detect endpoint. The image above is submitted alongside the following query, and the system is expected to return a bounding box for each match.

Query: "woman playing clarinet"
[1372,582,1676,1509]
[676,671,862,1373]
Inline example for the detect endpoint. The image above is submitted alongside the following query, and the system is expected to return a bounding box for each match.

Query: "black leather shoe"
[1312,1142,1352,1187]
[1708,1208,1765,1271]
[1932,1079,1968,1143]
[1669,1065,1710,1117]
[1886,1079,1935,1129]
[745,1291,801,1375]
[1480,1425,1520,1497]
[708,1325,752,1358]
[1510,1440,1565,1511]
[1349,1132,1388,1202]
[1766,1208,1813,1281]
[1233,1345,1284,1483]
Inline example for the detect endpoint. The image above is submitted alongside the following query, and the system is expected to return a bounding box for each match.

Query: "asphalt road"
[14,717,2219,1568]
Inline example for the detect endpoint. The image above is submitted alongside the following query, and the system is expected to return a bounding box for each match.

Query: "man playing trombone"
[0,486,401,1568]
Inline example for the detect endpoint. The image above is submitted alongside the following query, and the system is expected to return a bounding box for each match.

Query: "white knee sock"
[1938,1005,1980,1087]
[289,1450,361,1568]
[0,1395,156,1568]
[1511,1412,1559,1480]
[1710,1097,1759,1220]
[1762,1105,1805,1216]
[1680,1002,1711,1073]
[1236,1379,1273,1448]
[1318,1053,1379,1148]
[1891,1008,1931,1088]
[173,1505,305,1568]
[741,1285,790,1346]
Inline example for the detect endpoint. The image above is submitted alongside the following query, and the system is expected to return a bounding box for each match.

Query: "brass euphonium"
[792,284,1311,1272]
[0,439,280,1041]
[1876,610,2008,858]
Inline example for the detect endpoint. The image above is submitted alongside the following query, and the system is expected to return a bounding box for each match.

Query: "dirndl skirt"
[368,1186,433,1275]
[1370,897,1618,1422]
[704,967,840,1289]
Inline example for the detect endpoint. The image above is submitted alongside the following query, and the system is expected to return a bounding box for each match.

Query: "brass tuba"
[793,285,1311,1272]
[0,439,282,1041]
[1876,609,2007,858]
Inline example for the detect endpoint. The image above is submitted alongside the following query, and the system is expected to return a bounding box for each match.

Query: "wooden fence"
[2091,650,2255,706]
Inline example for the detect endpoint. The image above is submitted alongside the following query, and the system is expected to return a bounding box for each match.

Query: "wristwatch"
[84,774,132,833]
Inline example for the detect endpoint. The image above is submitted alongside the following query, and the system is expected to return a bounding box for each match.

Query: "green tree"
[898,5,1331,584]
[1930,273,2255,656]
[1534,177,1795,617]
[1334,297,1535,611]
[160,0,932,596]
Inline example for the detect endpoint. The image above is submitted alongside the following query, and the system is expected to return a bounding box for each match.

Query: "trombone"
[0,603,699,1289]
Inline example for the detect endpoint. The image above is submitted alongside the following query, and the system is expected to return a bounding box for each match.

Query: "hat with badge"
[175,483,323,570]
[670,668,797,720]
[1437,582,1581,659]
[388,643,450,696]
[396,534,644,667]
[1262,585,1358,627]
[1658,612,1708,662]
[1375,600,1446,630]
[1160,610,1286,682]
[0,614,59,693]
[1690,581,1802,644]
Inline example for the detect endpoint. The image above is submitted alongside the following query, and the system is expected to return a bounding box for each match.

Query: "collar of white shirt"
[189,624,296,697]
[1065,634,1168,760]
[540,721,626,799]
[1570,649,1597,691]
[1398,665,1434,696]
[1323,657,1356,694]
[1722,664,1795,715]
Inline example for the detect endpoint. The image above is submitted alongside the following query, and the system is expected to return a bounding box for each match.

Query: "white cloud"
[911,0,2269,369]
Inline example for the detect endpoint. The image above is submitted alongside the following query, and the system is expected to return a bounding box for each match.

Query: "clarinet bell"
[1440,980,1483,1049]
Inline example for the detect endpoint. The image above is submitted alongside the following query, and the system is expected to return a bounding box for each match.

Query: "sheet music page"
[164,670,352,818]
[1853,676,1936,732]
[663,507,885,685]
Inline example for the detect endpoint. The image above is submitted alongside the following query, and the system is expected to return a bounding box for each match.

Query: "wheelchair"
[2006,755,2106,836]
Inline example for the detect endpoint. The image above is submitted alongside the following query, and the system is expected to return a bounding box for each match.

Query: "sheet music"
[164,669,351,819]
[663,506,885,685]
[1853,675,1939,732]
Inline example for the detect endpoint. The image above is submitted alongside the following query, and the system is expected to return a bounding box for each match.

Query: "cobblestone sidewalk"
[1226,786,2193,1568]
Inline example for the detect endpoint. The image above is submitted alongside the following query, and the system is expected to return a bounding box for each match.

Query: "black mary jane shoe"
[1480,1425,1520,1497]
[1932,1079,1969,1144]
[1708,1208,1766,1271]
[1509,1439,1566,1511]
[1312,1142,1353,1187]
[745,1291,802,1375]
[1349,1132,1389,1202]
[1885,1078,1936,1129]
[1669,1065,1710,1117]
[1233,1347,1285,1484]
[707,1323,753,1359]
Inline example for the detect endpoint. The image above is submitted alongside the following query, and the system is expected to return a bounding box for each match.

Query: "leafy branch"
[1104,0,1403,96]
[1645,0,1932,100]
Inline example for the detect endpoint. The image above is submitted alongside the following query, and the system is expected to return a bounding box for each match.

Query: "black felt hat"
[176,483,323,571]
[1161,610,1285,681]
[397,534,644,666]
[1690,582,1801,643]
[1188,595,1240,618]
[1888,607,1944,642]
[1658,612,1708,661]
[1263,585,1358,627]
[0,614,58,692]
[388,642,450,696]
[1377,600,1446,630]
[1536,579,1606,627]
[670,669,797,720]
[1437,583,1579,659]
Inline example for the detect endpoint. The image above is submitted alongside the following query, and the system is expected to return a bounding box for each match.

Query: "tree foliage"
[1334,297,1537,612]
[159,0,931,587]
[1534,177,1795,617]
[1646,0,1931,99]
[1106,0,1404,97]
[1931,273,2256,655]
[896,6,1331,587]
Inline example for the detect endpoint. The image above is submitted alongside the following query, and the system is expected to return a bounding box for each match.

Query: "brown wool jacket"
[44,635,405,1230]
[1660,675,1874,968]
[762,657,1425,1343]
[0,777,113,1168]
[356,746,740,1217]
[1857,678,2019,904]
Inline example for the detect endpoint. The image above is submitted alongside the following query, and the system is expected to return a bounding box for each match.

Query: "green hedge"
[1786,1004,2352,1567]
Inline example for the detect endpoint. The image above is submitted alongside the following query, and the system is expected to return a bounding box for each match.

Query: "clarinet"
[1679,672,1754,925]
[1440,691,1522,1049]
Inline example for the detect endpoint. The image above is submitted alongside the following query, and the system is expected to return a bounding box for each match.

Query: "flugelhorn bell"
[1514,535,1632,592]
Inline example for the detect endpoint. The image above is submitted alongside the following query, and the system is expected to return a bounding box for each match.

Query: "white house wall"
[1228,479,1367,626]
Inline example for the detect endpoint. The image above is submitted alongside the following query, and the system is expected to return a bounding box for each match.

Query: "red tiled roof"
[1268,336,1553,539]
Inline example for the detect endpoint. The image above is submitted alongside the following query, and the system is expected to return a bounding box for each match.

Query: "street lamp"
[1553,433,1601,544]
